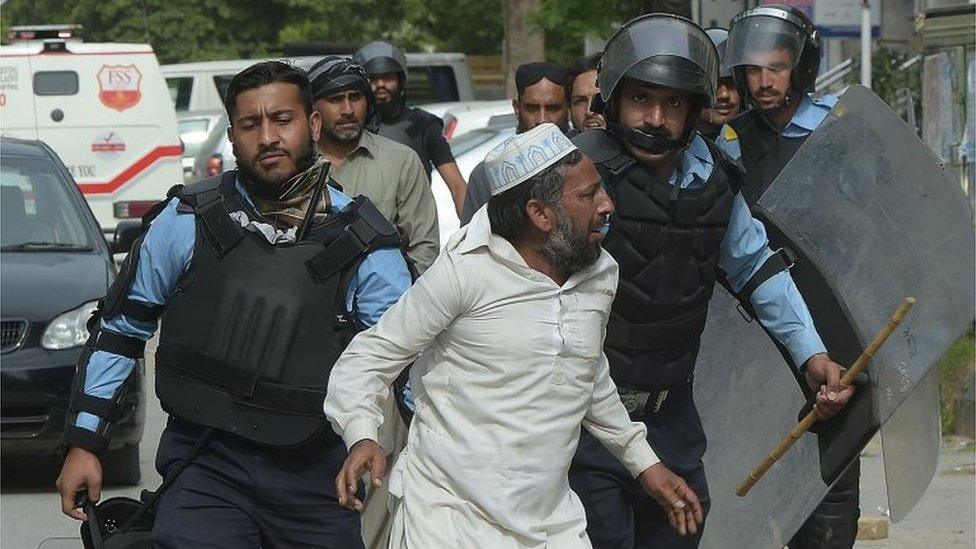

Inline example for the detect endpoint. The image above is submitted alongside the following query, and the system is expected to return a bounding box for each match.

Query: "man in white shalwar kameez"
[324,123,704,548]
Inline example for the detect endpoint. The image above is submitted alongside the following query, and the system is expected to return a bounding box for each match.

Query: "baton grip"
[735,297,916,498]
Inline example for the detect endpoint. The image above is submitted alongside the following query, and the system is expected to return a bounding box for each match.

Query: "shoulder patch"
[722,125,739,142]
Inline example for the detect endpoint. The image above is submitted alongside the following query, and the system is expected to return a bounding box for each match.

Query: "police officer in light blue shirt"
[719,6,860,548]
[56,61,411,548]
[570,14,854,548]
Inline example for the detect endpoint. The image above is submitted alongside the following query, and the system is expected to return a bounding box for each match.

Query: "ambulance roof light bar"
[7,24,83,43]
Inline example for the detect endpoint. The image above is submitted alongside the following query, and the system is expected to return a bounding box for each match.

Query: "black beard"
[376,92,404,121]
[539,210,600,277]
[235,136,318,200]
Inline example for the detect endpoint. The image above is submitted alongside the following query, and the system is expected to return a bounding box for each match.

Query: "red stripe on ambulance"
[77,145,182,195]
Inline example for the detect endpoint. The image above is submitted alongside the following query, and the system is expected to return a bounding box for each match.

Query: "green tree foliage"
[1,0,505,63]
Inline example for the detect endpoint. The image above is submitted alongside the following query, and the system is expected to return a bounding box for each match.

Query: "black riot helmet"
[705,27,733,79]
[726,4,821,109]
[595,13,720,154]
[308,55,377,126]
[353,41,409,80]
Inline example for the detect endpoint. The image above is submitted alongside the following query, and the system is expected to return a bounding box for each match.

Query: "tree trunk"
[502,0,545,99]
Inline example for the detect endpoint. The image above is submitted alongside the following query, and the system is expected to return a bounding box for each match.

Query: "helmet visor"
[598,15,718,104]
[725,14,805,72]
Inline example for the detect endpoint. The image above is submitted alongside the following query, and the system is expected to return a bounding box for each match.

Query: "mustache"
[255,145,289,161]
[757,86,780,97]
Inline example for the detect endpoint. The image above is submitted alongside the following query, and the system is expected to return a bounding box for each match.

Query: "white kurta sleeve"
[324,251,465,451]
[582,353,660,478]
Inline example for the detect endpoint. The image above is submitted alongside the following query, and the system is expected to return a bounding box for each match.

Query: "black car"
[1,137,144,485]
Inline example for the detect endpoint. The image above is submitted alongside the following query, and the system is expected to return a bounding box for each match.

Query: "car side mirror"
[111,220,143,254]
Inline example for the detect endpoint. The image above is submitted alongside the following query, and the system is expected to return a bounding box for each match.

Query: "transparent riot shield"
[755,85,974,423]
[697,285,830,548]
[696,85,974,547]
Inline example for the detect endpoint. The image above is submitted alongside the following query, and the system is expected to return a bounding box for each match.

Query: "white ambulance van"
[1,33,183,233]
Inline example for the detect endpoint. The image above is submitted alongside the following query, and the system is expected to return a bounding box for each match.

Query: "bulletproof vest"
[154,172,402,447]
[575,130,742,392]
[728,109,807,205]
[376,106,440,176]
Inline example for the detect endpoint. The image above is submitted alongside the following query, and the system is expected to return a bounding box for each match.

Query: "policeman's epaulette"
[722,125,739,141]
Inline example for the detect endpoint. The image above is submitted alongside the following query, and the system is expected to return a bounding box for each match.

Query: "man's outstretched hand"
[639,462,704,536]
[335,439,387,512]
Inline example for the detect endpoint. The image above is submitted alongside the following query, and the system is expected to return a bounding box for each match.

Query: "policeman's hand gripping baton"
[735,297,916,497]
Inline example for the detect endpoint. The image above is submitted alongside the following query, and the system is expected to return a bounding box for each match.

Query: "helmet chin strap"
[616,125,686,154]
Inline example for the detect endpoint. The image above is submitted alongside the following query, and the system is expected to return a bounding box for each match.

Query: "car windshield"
[1,156,94,251]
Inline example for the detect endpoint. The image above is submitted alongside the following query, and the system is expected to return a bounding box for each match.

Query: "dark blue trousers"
[570,383,711,549]
[152,419,364,549]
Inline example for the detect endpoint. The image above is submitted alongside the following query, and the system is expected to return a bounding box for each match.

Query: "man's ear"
[310,109,323,143]
[512,98,520,118]
[525,198,556,233]
[226,125,234,145]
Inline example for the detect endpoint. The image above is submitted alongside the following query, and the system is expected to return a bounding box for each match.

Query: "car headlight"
[41,301,98,350]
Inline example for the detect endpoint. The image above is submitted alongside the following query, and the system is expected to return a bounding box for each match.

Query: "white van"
[162,53,475,113]
[0,38,183,232]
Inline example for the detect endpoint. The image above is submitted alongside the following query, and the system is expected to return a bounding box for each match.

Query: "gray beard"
[539,210,601,277]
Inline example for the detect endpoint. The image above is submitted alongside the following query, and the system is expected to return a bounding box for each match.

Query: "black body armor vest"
[154,172,402,447]
[377,107,441,176]
[575,130,743,392]
[728,110,808,205]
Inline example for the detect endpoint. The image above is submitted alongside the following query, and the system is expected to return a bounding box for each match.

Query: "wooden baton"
[735,297,916,497]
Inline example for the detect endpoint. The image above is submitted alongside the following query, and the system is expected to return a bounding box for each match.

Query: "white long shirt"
[325,206,659,548]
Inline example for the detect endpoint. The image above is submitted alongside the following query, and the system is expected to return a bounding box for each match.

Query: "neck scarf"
[251,159,332,230]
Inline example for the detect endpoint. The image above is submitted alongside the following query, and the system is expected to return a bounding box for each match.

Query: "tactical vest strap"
[72,394,124,422]
[306,196,401,281]
[91,329,146,359]
[730,246,798,321]
[157,344,327,416]
[405,108,436,139]
[197,199,244,257]
[604,307,708,351]
[116,299,164,323]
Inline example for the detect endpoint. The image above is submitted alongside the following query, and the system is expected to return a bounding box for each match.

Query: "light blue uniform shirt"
[671,134,826,368]
[716,94,838,161]
[77,182,412,431]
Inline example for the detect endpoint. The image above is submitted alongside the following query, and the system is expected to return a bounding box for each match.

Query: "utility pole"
[860,0,872,88]
[502,0,545,99]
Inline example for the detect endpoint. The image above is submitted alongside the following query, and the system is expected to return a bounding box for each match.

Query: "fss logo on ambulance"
[97,64,142,112]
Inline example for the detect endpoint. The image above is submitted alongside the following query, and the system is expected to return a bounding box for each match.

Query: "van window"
[167,77,193,111]
[213,75,233,103]
[406,66,459,105]
[33,71,79,96]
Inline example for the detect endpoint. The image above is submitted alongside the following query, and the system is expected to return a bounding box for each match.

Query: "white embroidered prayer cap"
[484,123,577,196]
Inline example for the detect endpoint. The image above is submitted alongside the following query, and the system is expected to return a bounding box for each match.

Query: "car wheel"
[103,443,141,486]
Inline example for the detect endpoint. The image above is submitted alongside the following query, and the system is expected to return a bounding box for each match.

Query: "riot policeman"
[55,61,412,548]
[569,14,853,548]
[718,6,858,547]
[718,4,836,202]
[696,28,742,140]
[353,41,468,215]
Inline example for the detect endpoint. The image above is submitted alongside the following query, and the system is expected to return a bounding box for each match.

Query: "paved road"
[2,344,973,548]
